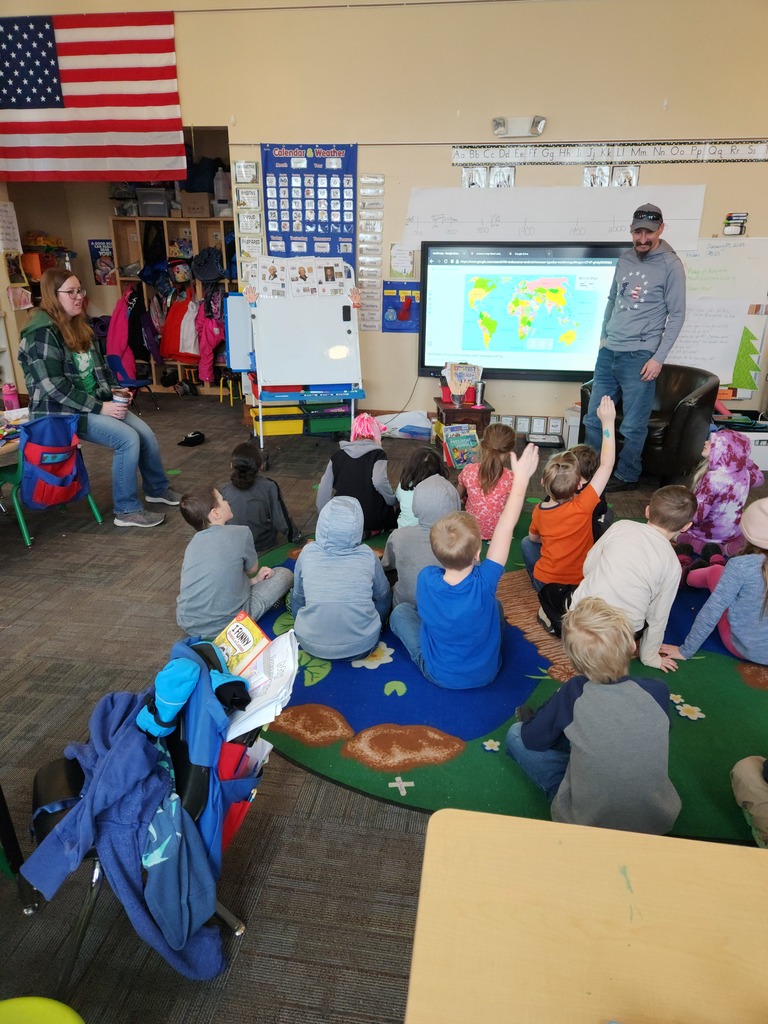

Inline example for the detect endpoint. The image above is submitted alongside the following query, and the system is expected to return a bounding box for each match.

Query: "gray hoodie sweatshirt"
[601,239,686,363]
[381,476,461,607]
[290,495,391,660]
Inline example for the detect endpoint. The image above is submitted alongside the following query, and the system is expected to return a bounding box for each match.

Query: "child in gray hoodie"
[291,495,392,660]
[382,476,461,607]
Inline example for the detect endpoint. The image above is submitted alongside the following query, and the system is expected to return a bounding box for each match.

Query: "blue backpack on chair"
[20,414,92,510]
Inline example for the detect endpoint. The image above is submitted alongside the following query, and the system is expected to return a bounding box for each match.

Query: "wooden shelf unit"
[110,215,237,393]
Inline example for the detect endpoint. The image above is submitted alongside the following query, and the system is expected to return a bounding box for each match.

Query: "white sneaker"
[114,510,165,528]
[146,487,182,506]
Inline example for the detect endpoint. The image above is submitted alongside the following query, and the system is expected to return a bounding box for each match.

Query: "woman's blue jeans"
[583,346,656,484]
[85,410,169,513]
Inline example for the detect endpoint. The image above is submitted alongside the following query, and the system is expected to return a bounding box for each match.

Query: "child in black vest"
[316,413,398,533]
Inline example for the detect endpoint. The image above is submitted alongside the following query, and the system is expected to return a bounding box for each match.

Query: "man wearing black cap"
[583,203,686,491]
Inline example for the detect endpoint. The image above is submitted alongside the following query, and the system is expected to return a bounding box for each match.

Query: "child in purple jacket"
[677,429,764,557]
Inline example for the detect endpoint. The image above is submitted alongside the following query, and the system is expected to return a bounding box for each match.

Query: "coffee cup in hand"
[112,394,130,419]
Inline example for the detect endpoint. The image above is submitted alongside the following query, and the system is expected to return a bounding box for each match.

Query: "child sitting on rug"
[290,495,391,660]
[316,412,398,534]
[731,755,768,848]
[176,485,294,639]
[675,429,764,558]
[521,398,616,636]
[506,596,681,834]
[382,476,462,607]
[395,445,450,528]
[568,485,697,670]
[220,441,303,552]
[569,443,614,541]
[388,443,539,689]
[457,422,517,541]
[660,498,768,669]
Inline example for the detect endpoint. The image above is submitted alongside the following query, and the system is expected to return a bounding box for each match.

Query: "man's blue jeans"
[583,346,656,484]
[85,410,169,513]
[505,722,570,801]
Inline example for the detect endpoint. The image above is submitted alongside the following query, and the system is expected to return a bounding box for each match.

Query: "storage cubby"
[111,215,236,392]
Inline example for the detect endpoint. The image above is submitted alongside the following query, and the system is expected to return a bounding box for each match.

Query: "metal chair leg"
[86,495,102,525]
[54,858,104,1002]
[145,386,160,411]
[10,483,32,546]
[215,899,246,936]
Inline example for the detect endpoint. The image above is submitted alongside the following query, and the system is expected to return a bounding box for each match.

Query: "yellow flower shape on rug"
[676,703,706,720]
[352,642,394,670]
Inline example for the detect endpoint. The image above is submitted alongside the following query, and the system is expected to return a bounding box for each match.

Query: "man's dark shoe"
[605,475,638,492]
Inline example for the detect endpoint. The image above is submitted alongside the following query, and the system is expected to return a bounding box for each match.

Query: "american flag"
[0,12,186,181]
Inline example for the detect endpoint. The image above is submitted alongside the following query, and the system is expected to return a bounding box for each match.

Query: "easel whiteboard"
[225,287,362,386]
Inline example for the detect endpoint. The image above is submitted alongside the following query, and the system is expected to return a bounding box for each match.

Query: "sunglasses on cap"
[633,209,662,223]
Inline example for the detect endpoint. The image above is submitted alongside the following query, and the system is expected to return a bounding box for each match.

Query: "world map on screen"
[466,274,594,353]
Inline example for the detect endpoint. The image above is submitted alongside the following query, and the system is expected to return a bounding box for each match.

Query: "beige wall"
[6,0,768,415]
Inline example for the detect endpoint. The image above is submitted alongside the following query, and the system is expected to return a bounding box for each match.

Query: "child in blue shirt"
[389,444,539,688]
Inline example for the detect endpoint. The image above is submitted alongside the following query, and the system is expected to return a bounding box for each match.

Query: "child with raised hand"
[316,412,398,533]
[570,442,615,541]
[389,443,539,689]
[676,429,764,559]
[660,498,768,670]
[395,446,449,528]
[522,396,616,593]
[220,441,302,552]
[176,485,294,639]
[457,422,516,540]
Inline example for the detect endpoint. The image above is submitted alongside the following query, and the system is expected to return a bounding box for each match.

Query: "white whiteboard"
[399,185,706,252]
[225,289,362,386]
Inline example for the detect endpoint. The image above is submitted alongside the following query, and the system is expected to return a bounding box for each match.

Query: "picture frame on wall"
[531,416,548,435]
[547,416,564,435]
[236,188,261,210]
[514,415,531,435]
[234,161,259,184]
[238,211,261,234]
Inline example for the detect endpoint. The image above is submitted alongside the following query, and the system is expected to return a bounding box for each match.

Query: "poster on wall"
[381,281,421,333]
[88,239,116,285]
[260,143,357,267]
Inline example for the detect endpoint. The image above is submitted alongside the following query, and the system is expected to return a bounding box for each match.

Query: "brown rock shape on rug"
[736,662,768,691]
[269,703,355,746]
[341,723,465,771]
[497,569,576,682]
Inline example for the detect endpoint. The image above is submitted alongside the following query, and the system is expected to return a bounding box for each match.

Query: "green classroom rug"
[259,523,768,844]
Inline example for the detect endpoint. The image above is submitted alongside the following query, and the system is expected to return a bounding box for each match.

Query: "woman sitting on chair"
[17,268,179,529]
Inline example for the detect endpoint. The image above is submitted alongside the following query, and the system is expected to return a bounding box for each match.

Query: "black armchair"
[579,362,720,484]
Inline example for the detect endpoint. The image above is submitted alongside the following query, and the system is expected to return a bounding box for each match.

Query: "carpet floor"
[263,540,763,843]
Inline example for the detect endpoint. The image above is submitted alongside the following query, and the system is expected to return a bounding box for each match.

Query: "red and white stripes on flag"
[0,12,186,181]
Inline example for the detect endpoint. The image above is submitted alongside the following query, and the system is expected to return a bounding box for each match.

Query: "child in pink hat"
[316,412,398,533]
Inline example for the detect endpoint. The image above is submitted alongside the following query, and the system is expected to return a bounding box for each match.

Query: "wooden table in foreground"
[405,809,768,1024]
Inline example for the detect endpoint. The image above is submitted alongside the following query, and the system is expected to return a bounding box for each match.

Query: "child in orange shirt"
[521,397,615,601]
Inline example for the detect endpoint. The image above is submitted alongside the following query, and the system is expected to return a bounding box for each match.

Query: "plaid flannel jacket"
[18,311,117,435]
